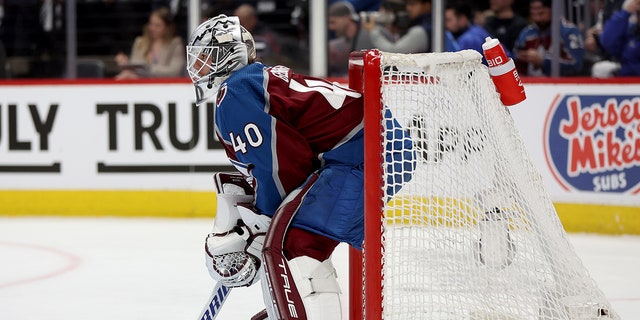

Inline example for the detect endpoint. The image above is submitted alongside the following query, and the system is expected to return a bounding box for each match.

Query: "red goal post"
[348,50,384,320]
[346,49,618,320]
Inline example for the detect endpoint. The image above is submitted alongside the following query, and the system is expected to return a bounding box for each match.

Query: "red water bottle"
[482,37,526,106]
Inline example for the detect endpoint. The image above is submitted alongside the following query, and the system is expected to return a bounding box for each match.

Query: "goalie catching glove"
[205,172,271,288]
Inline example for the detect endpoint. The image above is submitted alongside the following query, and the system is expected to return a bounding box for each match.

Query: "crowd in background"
[0,0,638,79]
[328,0,638,77]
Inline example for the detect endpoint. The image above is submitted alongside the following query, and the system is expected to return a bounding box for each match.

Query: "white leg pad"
[258,267,281,319]
[289,256,342,320]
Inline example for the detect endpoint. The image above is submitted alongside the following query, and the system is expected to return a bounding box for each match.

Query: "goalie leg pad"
[258,266,281,319]
[289,256,342,320]
[284,227,339,262]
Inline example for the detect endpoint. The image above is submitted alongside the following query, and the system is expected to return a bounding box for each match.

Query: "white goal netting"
[372,50,618,320]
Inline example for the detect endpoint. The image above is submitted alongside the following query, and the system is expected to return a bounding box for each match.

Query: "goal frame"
[345,49,618,320]
[348,49,384,320]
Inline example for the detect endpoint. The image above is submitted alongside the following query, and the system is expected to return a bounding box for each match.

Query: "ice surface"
[0,217,637,320]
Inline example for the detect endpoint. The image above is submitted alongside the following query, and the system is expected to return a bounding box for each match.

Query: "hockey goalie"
[186,15,414,319]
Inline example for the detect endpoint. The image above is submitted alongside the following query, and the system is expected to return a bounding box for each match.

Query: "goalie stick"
[197,281,231,320]
[197,282,268,320]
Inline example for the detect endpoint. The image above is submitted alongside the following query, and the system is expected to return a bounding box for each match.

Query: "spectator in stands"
[598,0,640,76]
[584,22,617,77]
[585,29,603,54]
[473,9,494,28]
[361,0,458,53]
[583,4,621,77]
[444,1,492,60]
[483,0,528,56]
[380,0,412,40]
[114,6,185,79]
[234,3,294,67]
[513,0,585,76]
[602,0,626,24]
[361,0,429,53]
[327,1,375,76]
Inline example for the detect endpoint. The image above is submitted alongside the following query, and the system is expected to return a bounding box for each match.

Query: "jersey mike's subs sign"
[508,80,640,208]
[544,94,640,194]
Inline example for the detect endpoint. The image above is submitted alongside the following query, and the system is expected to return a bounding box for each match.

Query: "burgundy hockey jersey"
[214,63,364,217]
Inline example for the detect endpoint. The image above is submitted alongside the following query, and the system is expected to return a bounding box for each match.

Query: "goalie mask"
[186,15,256,105]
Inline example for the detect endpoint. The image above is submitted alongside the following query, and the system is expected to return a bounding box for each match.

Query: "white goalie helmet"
[186,15,256,105]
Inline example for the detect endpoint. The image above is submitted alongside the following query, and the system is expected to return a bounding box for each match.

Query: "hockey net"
[347,50,618,320]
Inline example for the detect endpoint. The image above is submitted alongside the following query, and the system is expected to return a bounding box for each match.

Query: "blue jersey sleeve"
[600,10,631,59]
[214,64,315,216]
[215,65,288,216]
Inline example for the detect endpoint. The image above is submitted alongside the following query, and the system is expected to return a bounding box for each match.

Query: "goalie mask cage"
[347,50,618,320]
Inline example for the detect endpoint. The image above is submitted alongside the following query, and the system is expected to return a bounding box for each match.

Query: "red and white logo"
[216,84,228,107]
